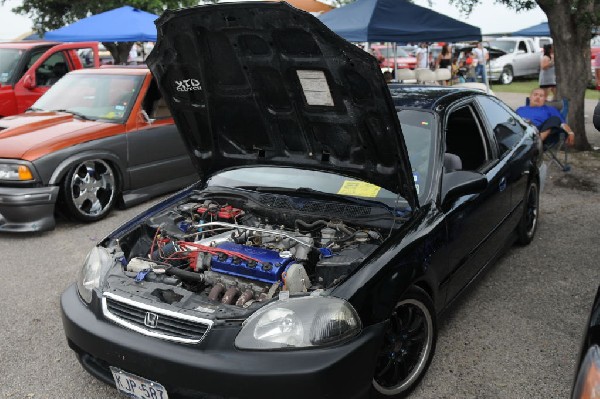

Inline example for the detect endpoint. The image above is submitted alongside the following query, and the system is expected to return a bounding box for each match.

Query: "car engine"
[109,195,385,311]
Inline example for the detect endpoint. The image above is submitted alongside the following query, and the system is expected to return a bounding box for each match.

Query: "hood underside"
[147,1,416,203]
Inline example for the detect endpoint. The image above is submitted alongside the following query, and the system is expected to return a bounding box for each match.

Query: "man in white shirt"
[472,42,489,83]
[415,43,429,69]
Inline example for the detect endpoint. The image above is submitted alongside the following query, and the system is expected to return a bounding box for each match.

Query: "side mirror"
[23,75,36,90]
[140,110,155,124]
[441,170,488,210]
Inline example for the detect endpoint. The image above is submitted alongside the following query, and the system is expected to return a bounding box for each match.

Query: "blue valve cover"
[211,242,293,284]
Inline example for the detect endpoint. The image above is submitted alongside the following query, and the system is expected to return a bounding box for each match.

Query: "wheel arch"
[49,151,126,191]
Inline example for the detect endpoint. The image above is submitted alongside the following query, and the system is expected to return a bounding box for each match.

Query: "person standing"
[415,43,428,69]
[472,42,489,83]
[436,44,452,85]
[539,44,557,101]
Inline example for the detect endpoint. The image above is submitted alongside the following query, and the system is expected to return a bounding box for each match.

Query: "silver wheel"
[500,66,513,85]
[64,160,116,221]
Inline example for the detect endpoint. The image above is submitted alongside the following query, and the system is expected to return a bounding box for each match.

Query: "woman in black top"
[436,44,452,85]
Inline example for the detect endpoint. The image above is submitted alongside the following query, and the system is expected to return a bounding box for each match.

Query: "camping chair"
[525,97,570,172]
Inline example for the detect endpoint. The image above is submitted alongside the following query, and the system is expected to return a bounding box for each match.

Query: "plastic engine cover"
[211,242,293,284]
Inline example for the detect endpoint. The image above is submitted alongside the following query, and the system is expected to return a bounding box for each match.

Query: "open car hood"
[147,2,417,207]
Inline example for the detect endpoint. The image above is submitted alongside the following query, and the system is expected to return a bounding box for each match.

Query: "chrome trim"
[102,292,213,344]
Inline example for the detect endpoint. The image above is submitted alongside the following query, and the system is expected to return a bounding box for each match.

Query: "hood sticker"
[296,70,334,106]
[337,181,381,198]
[175,78,202,92]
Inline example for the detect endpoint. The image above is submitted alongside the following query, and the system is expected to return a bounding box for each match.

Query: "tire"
[517,180,539,245]
[499,66,514,85]
[59,159,118,222]
[371,286,437,398]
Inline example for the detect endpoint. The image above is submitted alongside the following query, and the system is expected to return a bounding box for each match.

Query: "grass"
[490,78,599,100]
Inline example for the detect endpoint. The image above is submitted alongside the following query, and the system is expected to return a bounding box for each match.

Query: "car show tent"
[45,6,159,42]
[318,0,481,43]
[513,22,550,37]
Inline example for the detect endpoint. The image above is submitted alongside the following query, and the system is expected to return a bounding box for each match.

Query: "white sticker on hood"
[296,70,334,106]
[175,79,202,92]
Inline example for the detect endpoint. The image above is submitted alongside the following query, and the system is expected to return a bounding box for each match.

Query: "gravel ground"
[0,91,599,399]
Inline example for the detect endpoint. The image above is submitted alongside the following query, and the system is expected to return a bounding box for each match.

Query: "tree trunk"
[102,42,135,65]
[540,0,593,151]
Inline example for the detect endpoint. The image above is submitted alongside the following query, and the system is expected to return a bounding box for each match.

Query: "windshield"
[207,167,402,206]
[398,109,435,199]
[32,73,144,123]
[0,48,24,84]
[378,47,410,59]
[206,110,434,205]
[489,40,514,53]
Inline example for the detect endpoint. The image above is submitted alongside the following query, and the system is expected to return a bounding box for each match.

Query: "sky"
[0,0,548,41]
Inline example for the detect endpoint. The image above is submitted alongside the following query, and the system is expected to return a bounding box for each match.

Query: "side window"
[142,78,171,119]
[518,41,527,53]
[36,52,68,86]
[445,104,489,171]
[477,96,525,157]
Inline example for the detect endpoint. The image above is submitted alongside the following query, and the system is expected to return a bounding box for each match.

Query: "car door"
[512,40,531,77]
[14,42,99,114]
[126,75,195,191]
[442,98,513,301]
[476,96,530,213]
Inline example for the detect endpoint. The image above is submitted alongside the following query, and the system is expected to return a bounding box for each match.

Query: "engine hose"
[165,266,205,282]
[336,231,356,242]
[295,219,327,232]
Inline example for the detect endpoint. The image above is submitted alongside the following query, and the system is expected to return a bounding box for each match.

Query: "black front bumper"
[0,185,58,232]
[61,284,385,399]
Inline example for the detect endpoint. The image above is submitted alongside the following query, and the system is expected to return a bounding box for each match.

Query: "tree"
[451,0,600,151]
[3,0,206,64]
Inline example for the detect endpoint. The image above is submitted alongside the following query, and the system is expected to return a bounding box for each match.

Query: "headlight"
[0,163,34,181]
[77,246,113,303]
[572,345,600,399]
[235,296,361,349]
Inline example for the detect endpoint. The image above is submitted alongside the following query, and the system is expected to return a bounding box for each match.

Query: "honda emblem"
[144,312,159,328]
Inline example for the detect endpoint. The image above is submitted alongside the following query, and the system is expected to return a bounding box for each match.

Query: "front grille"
[102,293,213,344]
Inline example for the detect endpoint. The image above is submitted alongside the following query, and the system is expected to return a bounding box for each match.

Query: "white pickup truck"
[488,37,543,84]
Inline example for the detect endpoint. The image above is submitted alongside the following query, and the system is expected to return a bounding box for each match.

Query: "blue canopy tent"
[45,6,159,42]
[513,22,549,37]
[318,0,481,43]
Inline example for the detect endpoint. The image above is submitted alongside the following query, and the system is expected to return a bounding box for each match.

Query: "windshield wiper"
[26,106,44,112]
[53,109,95,121]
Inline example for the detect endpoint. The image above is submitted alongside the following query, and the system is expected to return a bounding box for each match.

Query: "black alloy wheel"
[517,180,539,245]
[372,286,437,398]
[60,159,118,222]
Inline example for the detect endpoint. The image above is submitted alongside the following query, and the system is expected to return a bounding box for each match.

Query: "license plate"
[110,367,169,399]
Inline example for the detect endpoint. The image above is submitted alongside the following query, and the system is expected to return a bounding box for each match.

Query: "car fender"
[332,206,445,326]
[48,151,127,188]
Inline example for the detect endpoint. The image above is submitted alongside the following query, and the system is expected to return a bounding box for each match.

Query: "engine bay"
[103,192,394,316]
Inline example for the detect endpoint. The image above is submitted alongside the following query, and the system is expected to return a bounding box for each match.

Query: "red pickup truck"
[0,41,99,118]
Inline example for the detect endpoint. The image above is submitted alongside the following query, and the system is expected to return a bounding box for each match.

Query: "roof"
[72,66,150,76]
[388,85,479,110]
[0,41,58,50]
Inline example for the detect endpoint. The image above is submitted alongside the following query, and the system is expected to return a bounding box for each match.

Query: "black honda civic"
[61,3,544,398]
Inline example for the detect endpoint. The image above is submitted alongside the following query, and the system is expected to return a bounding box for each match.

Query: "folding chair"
[525,97,570,172]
